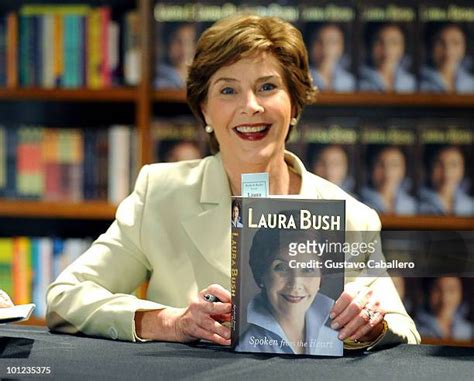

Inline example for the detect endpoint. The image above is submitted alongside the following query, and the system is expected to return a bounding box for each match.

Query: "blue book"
[0,16,6,87]
[83,129,97,200]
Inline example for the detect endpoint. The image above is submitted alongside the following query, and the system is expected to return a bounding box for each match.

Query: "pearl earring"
[290,117,297,126]
[205,125,214,134]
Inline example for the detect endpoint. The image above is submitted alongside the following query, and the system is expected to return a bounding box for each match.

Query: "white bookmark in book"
[241,173,269,197]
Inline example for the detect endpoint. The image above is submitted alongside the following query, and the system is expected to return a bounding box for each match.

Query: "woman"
[361,146,417,215]
[236,223,340,355]
[415,277,472,341]
[308,24,355,92]
[420,23,474,93]
[419,146,473,216]
[359,23,416,92]
[47,15,419,349]
[231,200,243,228]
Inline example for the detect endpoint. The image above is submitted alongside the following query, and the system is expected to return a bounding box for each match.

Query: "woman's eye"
[301,267,316,274]
[274,262,288,272]
[260,83,276,92]
[220,87,235,95]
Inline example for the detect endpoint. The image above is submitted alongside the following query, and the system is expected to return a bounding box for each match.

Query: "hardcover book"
[358,119,418,215]
[358,2,417,93]
[418,118,474,216]
[419,3,474,93]
[231,197,345,356]
[300,1,356,92]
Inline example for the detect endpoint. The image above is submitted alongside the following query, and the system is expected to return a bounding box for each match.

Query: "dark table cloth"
[0,325,473,380]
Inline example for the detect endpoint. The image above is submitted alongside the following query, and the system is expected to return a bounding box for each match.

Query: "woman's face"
[372,25,405,68]
[431,148,465,190]
[371,148,406,190]
[432,26,466,69]
[262,252,320,321]
[312,25,344,67]
[202,52,294,167]
[232,205,239,220]
[429,277,463,317]
[169,25,196,66]
[313,146,348,186]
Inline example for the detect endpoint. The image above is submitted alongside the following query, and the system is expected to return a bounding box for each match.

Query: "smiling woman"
[46,14,420,351]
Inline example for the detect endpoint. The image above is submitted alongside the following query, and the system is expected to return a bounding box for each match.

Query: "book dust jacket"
[231,197,345,356]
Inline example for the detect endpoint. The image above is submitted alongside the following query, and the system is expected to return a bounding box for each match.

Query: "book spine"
[6,12,18,88]
[32,15,42,87]
[230,200,242,348]
[53,14,63,86]
[100,7,111,87]
[0,16,7,87]
[19,15,30,86]
[0,125,6,196]
[42,14,55,88]
[0,238,14,298]
[87,9,101,88]
[108,125,130,204]
[5,126,17,198]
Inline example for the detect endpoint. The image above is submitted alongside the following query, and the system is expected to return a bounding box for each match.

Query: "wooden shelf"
[153,90,474,108]
[381,215,474,230]
[0,200,117,220]
[0,87,138,102]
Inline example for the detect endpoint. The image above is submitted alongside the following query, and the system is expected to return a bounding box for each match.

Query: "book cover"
[300,1,356,92]
[419,2,474,93]
[301,117,358,195]
[231,197,345,356]
[6,12,18,88]
[152,117,205,163]
[153,1,199,89]
[359,119,418,215]
[418,118,474,216]
[358,2,417,93]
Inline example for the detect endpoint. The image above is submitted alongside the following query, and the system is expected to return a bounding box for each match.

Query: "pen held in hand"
[203,294,221,303]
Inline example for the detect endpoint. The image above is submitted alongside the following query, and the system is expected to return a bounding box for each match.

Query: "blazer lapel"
[181,154,232,277]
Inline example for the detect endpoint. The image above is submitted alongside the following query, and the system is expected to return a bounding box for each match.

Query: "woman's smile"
[233,123,272,141]
[281,294,307,303]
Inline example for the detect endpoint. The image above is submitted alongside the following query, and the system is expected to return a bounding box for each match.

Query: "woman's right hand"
[174,284,232,345]
[135,284,232,345]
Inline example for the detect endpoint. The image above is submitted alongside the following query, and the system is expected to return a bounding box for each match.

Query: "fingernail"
[329,312,336,319]
[331,322,339,330]
[338,331,345,340]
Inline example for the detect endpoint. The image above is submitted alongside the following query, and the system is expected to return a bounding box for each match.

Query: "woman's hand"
[329,282,386,342]
[134,284,232,345]
[0,289,14,308]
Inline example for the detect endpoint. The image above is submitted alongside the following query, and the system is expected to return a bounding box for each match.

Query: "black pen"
[203,294,221,303]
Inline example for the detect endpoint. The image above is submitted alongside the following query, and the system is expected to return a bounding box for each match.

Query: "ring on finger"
[363,307,379,322]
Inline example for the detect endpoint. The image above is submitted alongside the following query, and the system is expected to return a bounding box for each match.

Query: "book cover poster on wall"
[231,197,345,356]
[358,3,417,93]
[300,1,356,92]
[419,3,474,93]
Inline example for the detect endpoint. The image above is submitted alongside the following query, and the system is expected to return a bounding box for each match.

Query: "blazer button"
[109,327,118,340]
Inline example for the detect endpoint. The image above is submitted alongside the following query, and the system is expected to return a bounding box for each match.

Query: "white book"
[0,304,36,324]
[108,125,131,204]
[42,15,55,88]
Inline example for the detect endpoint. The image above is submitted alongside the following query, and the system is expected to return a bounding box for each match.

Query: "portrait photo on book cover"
[233,201,346,357]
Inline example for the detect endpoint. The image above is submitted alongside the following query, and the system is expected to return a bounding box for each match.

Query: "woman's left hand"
[329,282,386,342]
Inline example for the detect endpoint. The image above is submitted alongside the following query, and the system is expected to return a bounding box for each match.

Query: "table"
[1,325,473,380]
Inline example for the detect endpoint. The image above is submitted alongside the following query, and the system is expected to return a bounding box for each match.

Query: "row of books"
[0,5,140,88]
[0,125,137,204]
[0,236,93,317]
[154,1,474,93]
[152,116,474,216]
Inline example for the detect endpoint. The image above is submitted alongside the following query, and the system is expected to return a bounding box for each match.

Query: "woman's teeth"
[235,125,268,133]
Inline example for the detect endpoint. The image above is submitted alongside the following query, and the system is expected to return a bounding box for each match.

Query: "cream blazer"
[46,152,420,347]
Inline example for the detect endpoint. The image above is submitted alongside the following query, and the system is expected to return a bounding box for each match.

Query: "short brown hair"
[186,14,317,153]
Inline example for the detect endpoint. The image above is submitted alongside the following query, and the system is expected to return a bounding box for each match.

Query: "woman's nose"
[240,90,264,115]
